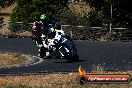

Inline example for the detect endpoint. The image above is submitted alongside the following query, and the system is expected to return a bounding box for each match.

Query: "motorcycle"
[39,26,79,61]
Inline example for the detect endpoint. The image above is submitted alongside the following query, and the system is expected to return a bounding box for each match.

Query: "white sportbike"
[39,27,79,61]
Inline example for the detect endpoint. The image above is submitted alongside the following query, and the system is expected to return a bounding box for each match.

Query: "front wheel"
[39,47,47,58]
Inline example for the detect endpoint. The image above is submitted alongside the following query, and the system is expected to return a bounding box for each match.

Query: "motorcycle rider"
[32,14,64,58]
[32,20,43,47]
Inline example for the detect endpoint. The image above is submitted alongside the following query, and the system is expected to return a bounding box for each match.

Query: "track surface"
[0,38,132,74]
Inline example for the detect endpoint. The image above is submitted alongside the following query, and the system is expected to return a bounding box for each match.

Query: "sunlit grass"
[0,52,27,66]
[0,72,131,88]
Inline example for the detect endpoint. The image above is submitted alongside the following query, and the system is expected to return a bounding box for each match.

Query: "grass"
[0,83,31,88]
[0,71,131,88]
[16,31,32,37]
[0,52,27,66]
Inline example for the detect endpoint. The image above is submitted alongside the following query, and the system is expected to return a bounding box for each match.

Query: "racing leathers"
[31,18,64,57]
[32,21,43,47]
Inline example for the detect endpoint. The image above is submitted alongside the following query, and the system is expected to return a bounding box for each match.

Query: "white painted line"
[31,55,44,65]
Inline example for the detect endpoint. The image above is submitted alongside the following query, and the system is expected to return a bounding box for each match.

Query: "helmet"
[40,14,46,20]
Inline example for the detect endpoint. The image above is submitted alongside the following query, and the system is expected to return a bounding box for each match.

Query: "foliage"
[88,10,103,26]
[9,0,68,31]
[11,0,68,22]
[60,6,102,27]
[85,0,132,28]
[0,0,15,8]
[112,0,132,28]
[60,9,89,26]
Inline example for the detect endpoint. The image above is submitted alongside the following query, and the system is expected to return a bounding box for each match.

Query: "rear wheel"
[66,54,79,62]
[73,54,79,61]
[59,46,79,61]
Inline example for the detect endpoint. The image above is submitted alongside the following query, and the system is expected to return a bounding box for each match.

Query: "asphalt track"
[0,38,132,74]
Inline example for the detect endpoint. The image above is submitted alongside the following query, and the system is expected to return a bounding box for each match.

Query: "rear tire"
[67,55,79,62]
[73,54,79,61]
[59,46,79,61]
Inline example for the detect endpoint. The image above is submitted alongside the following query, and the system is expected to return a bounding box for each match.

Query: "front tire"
[39,47,47,58]
[72,54,79,61]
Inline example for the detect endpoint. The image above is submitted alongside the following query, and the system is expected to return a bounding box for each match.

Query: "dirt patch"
[0,52,27,67]
[69,3,91,14]
[0,3,16,13]
[16,31,32,38]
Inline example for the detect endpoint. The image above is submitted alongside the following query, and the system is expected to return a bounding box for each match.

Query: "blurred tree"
[112,0,132,27]
[10,0,68,31]
[0,0,14,8]
[11,0,68,22]
[85,0,132,28]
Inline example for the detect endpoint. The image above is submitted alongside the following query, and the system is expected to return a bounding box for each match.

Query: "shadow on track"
[54,60,86,63]
[42,56,86,63]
